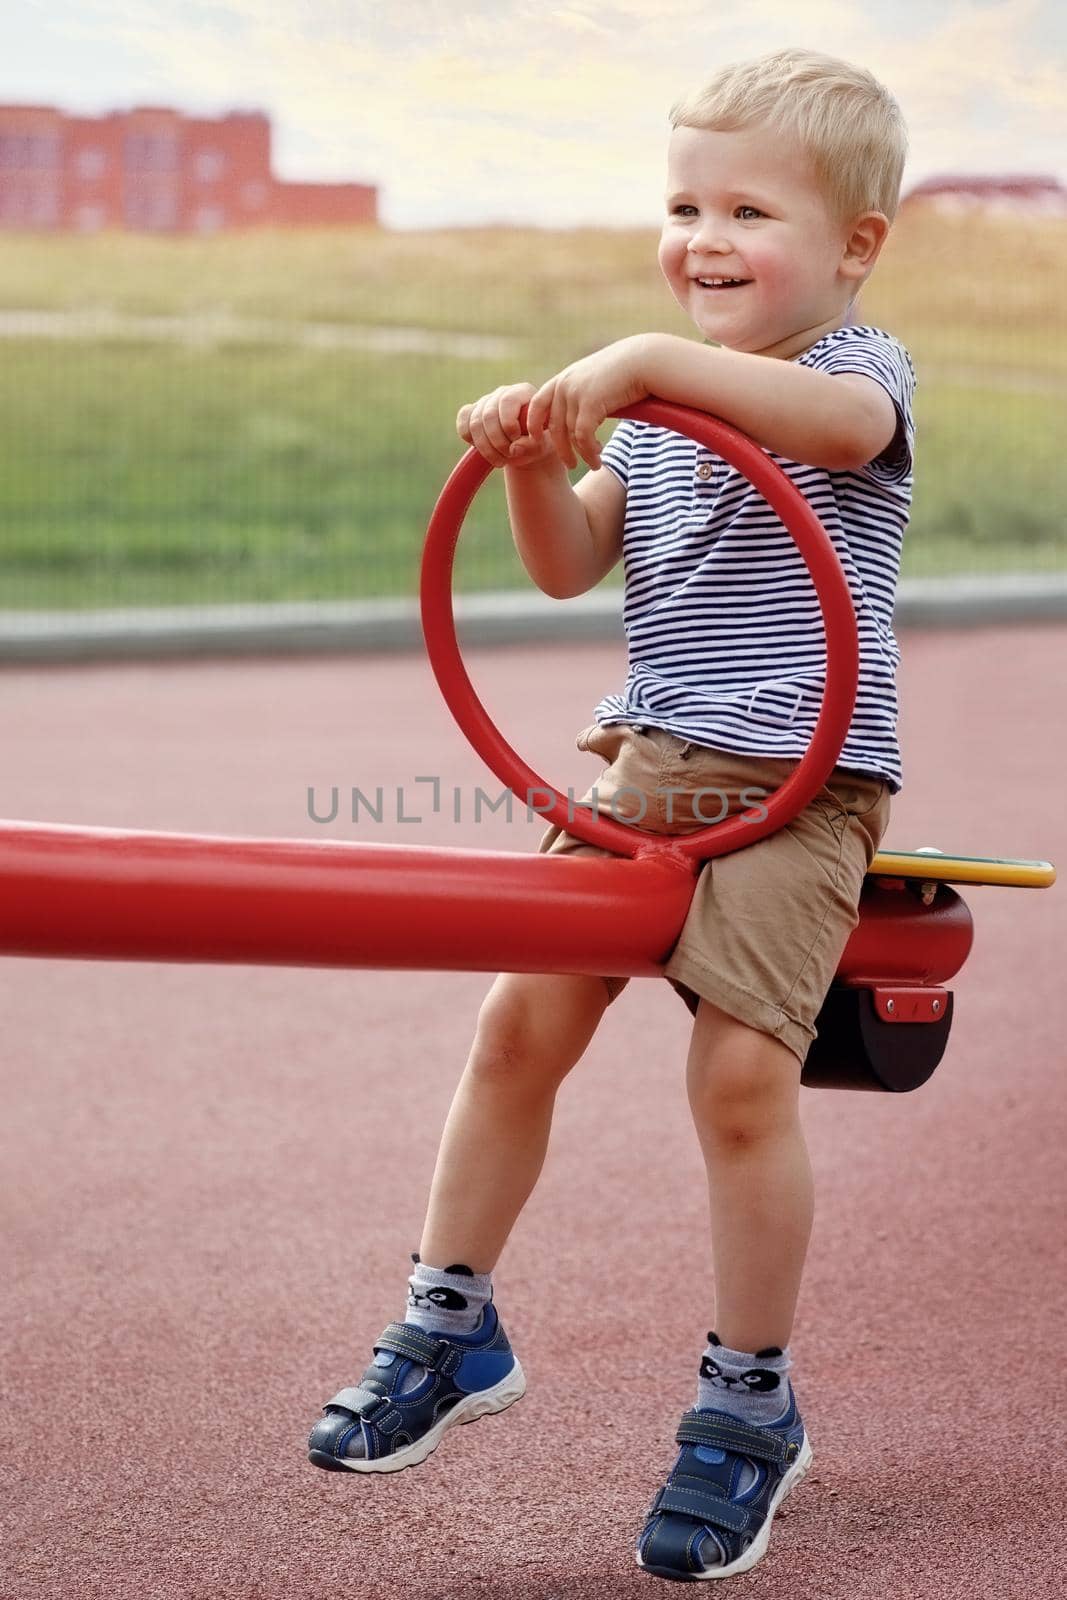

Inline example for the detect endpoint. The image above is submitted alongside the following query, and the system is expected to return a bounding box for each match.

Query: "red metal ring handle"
[421,398,859,861]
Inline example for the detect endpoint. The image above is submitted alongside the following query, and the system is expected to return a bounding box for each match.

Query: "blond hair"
[668,48,908,227]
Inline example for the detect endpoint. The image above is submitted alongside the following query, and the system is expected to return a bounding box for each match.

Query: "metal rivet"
[932,998,941,1013]
[886,998,895,1013]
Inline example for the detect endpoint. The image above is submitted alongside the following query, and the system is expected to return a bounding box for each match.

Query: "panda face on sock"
[407,1285,470,1312]
[699,1354,781,1393]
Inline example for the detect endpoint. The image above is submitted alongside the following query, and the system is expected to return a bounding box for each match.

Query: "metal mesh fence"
[1,216,1063,613]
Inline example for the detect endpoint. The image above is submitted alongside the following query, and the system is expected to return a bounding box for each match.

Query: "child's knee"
[687,1011,801,1142]
[695,1083,788,1147]
[471,972,607,1084]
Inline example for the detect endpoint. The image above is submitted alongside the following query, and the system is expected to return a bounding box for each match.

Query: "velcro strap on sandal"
[651,1478,752,1534]
[324,1386,386,1419]
[675,1409,800,1468]
[373,1322,448,1369]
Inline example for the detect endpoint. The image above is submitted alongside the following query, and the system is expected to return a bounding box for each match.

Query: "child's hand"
[526,336,650,470]
[456,384,558,470]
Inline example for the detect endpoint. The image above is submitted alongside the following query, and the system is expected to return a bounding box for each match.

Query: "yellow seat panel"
[868,848,1056,889]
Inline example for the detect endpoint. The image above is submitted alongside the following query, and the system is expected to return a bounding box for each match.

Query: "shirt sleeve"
[598,417,638,488]
[806,327,916,486]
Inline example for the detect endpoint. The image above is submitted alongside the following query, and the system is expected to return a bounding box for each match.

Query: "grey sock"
[695,1331,794,1427]
[404,1252,493,1337]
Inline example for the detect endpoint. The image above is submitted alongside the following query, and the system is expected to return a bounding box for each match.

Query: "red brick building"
[0,104,378,233]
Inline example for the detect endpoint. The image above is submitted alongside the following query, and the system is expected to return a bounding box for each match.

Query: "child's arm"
[502,452,624,599]
[457,382,625,599]
[526,333,898,474]
[638,334,898,471]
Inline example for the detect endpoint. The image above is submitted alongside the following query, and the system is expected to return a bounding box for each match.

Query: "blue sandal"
[636,1394,813,1581]
[308,1303,525,1475]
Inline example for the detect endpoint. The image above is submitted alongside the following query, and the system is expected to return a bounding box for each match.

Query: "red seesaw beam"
[0,820,697,975]
[0,819,974,990]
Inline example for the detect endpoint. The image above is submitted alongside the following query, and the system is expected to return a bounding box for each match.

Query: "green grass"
[0,213,1064,608]
[0,335,551,605]
[909,385,1066,569]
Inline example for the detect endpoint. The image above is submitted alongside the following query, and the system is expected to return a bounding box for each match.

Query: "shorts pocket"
[575,721,648,752]
[823,773,889,822]
[571,723,664,829]
[813,785,850,825]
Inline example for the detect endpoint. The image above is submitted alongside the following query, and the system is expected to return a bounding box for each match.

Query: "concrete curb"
[0,575,1065,663]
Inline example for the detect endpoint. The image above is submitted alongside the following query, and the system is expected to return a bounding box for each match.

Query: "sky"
[3,0,1065,229]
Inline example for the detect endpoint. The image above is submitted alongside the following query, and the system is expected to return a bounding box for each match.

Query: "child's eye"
[670,203,763,220]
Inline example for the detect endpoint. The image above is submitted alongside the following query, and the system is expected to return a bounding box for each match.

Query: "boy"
[309,47,914,1584]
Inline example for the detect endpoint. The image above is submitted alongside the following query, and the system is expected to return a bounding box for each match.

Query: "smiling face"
[658,122,879,361]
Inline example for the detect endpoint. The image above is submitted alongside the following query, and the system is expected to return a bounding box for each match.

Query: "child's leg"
[685,997,812,1354]
[635,997,813,1576]
[418,969,612,1273]
[309,969,610,1475]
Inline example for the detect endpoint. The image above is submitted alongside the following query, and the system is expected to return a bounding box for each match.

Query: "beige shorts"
[538,722,891,1065]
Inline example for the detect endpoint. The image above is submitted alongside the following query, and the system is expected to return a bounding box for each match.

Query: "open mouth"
[695,278,752,291]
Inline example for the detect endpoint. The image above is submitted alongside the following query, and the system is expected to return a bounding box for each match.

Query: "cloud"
[22,0,1067,225]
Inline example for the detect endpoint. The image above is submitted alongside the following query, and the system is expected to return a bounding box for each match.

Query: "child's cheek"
[658,234,690,303]
[657,232,682,283]
[744,243,791,299]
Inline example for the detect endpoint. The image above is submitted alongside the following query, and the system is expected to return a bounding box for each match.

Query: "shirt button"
[696,462,713,480]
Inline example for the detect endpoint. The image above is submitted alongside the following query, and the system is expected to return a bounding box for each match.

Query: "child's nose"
[686,221,731,254]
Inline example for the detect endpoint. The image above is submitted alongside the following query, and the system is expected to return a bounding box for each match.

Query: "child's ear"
[841,211,890,281]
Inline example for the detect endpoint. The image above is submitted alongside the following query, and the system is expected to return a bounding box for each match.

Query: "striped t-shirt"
[592,323,916,792]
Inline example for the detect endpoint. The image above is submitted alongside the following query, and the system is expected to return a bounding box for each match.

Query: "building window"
[0,133,61,170]
[124,185,179,230]
[29,186,60,224]
[0,185,27,221]
[194,148,225,182]
[76,147,107,180]
[0,134,28,169]
[75,203,108,232]
[124,133,179,173]
[30,134,62,169]
[0,182,60,225]
[194,204,226,234]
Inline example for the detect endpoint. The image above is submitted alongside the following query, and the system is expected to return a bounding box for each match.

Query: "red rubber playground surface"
[3,625,1066,1600]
